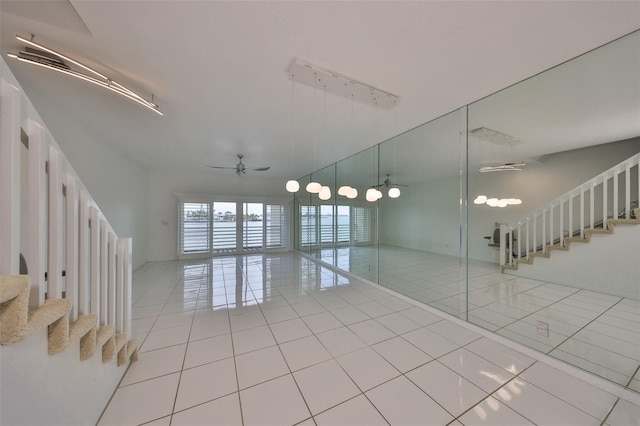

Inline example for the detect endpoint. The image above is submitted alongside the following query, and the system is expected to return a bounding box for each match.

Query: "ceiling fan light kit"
[207,154,270,176]
[8,35,163,115]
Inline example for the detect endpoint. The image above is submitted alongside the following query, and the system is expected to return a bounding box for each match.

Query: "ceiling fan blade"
[207,165,236,169]
[251,167,270,172]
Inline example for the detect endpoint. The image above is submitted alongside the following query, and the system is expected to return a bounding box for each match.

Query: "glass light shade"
[506,198,522,205]
[285,180,300,193]
[306,181,322,194]
[388,187,401,198]
[473,195,488,205]
[376,189,383,200]
[338,185,350,196]
[486,198,500,207]
[497,199,508,208]
[365,188,379,202]
[318,186,331,200]
[346,187,358,199]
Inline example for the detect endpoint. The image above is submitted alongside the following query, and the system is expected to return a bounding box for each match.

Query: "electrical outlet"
[536,321,549,337]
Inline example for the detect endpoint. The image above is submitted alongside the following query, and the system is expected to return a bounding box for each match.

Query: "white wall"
[47,125,149,270]
[379,176,462,257]
[0,330,126,426]
[147,170,291,261]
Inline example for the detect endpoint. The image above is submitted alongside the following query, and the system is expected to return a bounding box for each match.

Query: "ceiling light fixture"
[8,35,163,115]
[285,72,300,193]
[306,72,322,194]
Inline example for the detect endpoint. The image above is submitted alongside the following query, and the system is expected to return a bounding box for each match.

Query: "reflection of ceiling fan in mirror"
[207,154,270,176]
[374,174,408,189]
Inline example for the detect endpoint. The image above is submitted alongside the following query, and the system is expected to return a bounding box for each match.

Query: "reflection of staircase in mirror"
[503,207,640,270]
[499,152,640,298]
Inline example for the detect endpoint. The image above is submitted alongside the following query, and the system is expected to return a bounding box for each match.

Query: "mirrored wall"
[294,30,640,392]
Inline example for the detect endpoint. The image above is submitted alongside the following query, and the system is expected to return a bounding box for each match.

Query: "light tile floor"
[314,246,640,389]
[99,253,639,425]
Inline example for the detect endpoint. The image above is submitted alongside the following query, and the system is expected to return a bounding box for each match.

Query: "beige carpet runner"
[0,274,137,365]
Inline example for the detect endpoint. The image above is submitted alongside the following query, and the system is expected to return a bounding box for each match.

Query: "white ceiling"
[1,1,639,185]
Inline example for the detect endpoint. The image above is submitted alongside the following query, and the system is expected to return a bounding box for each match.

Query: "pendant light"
[306,72,322,193]
[286,73,300,193]
[388,100,401,199]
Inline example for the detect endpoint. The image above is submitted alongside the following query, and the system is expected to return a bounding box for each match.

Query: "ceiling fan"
[207,154,270,176]
[374,174,408,189]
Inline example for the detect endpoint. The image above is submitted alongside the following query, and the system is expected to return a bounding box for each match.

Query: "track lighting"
[8,35,163,115]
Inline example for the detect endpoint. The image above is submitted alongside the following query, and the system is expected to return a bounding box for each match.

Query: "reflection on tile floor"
[99,253,639,425]
[312,246,640,390]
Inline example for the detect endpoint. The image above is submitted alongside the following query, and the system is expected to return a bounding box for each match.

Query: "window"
[353,207,371,243]
[265,204,288,249]
[179,200,289,256]
[180,202,211,254]
[300,205,318,247]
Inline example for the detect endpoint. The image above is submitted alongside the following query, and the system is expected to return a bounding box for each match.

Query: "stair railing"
[0,76,132,338]
[500,152,640,268]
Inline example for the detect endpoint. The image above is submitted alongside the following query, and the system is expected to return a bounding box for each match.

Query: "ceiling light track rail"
[288,59,399,109]
[8,35,163,115]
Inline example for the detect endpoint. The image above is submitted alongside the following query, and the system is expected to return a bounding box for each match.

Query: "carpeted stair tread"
[0,276,30,344]
[127,339,139,362]
[27,298,71,336]
[96,325,116,348]
[505,215,639,271]
[0,275,29,304]
[70,314,97,342]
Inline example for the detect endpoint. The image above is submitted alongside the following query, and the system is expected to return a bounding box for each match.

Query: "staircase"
[0,275,138,364]
[502,207,640,271]
[498,152,640,273]
[1,61,139,425]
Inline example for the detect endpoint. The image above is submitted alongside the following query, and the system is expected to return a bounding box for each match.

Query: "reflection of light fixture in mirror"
[388,187,401,198]
[305,72,322,192]
[346,187,358,199]
[474,195,488,205]
[306,181,322,194]
[479,162,526,173]
[338,185,350,196]
[318,186,331,200]
[366,188,378,202]
[286,73,299,193]
[8,35,163,115]
[486,198,500,207]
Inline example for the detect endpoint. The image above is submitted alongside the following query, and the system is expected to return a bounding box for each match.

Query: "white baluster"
[26,120,46,307]
[100,219,108,325]
[89,207,100,324]
[559,200,564,247]
[116,243,124,333]
[580,187,585,238]
[590,183,595,229]
[625,163,631,219]
[568,193,573,241]
[533,215,537,254]
[48,146,63,299]
[108,233,116,326]
[525,218,530,260]
[603,173,608,229]
[549,204,554,248]
[121,238,133,337]
[78,191,89,315]
[613,167,619,219]
[499,224,506,267]
[0,80,21,275]
[65,173,79,321]
[542,209,546,251]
